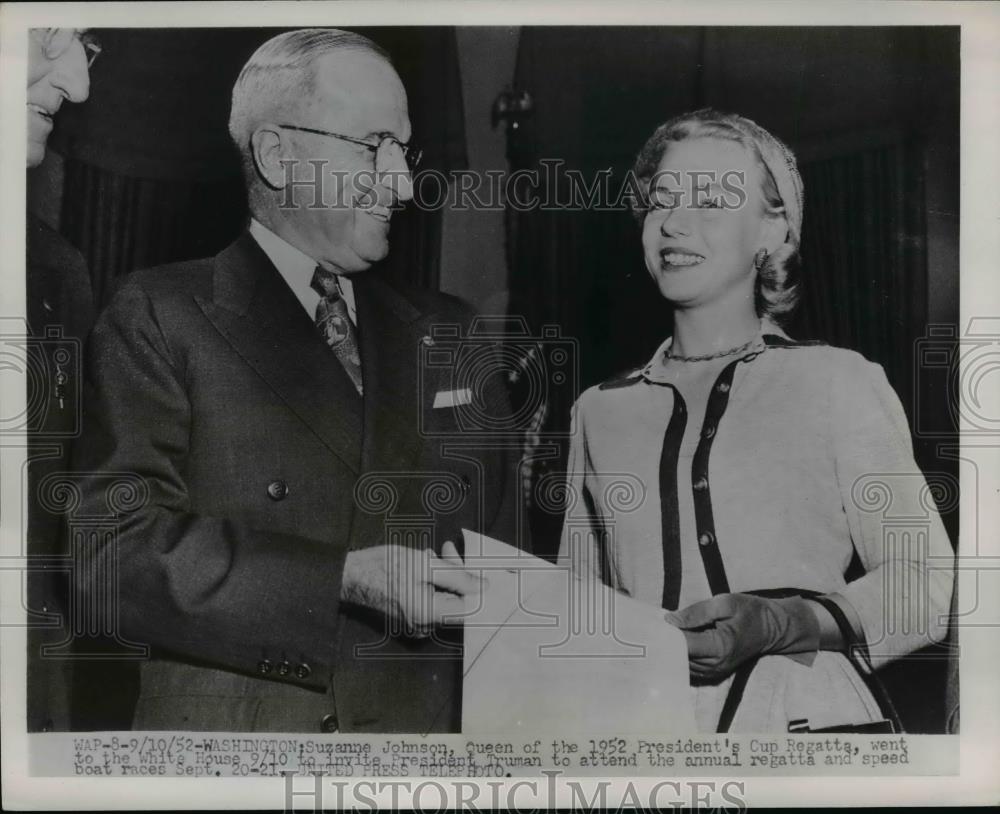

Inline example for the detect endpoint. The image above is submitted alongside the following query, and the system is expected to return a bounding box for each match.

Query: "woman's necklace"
[665,337,756,363]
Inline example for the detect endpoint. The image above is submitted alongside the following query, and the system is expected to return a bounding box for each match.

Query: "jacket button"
[257,659,272,675]
[320,713,338,733]
[702,424,716,439]
[717,381,731,393]
[277,660,290,677]
[693,476,709,491]
[460,475,471,493]
[267,480,289,501]
[698,531,716,547]
[295,663,311,680]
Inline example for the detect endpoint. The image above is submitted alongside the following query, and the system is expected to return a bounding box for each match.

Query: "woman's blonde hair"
[632,109,804,322]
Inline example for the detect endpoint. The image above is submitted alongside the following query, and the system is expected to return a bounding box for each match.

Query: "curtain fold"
[365,26,468,291]
[790,140,926,422]
[60,160,247,308]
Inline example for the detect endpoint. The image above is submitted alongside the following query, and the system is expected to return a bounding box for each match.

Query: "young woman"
[558,109,954,732]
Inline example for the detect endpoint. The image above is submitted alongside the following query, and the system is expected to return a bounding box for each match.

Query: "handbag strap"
[807,594,903,733]
[716,660,756,733]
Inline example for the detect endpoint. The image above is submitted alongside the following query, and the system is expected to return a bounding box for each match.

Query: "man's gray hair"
[228,28,390,183]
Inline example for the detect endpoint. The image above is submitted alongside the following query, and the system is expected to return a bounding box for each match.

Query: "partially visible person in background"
[27,28,97,169]
[25,27,100,732]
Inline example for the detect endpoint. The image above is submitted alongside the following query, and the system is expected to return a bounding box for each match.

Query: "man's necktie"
[311,266,363,395]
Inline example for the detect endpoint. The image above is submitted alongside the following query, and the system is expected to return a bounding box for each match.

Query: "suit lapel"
[197,233,363,474]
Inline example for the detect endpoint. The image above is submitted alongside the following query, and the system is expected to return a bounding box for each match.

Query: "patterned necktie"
[311,266,363,395]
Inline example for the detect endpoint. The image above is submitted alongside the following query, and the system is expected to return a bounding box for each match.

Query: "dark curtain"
[363,26,468,291]
[54,27,467,309]
[508,27,702,388]
[789,139,927,425]
[60,161,248,307]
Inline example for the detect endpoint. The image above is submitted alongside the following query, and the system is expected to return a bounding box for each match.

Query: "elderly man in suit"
[73,28,517,733]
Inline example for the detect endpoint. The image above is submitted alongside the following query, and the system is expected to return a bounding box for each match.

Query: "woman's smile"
[660,249,706,268]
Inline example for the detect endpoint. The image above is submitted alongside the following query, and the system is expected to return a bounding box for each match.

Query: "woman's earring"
[753,248,769,271]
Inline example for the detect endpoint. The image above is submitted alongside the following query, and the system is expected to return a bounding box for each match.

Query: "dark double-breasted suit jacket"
[72,232,518,733]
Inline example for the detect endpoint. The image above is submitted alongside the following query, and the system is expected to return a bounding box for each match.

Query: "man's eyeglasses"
[278,124,423,174]
[32,28,102,69]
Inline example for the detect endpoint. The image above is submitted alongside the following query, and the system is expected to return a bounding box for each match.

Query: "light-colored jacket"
[558,330,954,732]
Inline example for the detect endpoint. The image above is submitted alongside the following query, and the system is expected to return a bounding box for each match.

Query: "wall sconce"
[492,87,534,166]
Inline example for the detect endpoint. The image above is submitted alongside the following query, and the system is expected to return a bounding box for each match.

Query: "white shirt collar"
[248,218,357,325]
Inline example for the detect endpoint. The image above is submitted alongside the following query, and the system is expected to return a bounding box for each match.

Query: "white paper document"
[460,530,695,733]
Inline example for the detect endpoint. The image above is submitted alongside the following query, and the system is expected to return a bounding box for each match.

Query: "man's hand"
[341,542,483,637]
[665,593,821,681]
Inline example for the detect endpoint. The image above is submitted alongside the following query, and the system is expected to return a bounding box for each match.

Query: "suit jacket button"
[320,713,338,733]
[698,531,716,547]
[693,476,709,491]
[295,663,311,680]
[257,659,272,675]
[277,660,290,676]
[267,480,289,501]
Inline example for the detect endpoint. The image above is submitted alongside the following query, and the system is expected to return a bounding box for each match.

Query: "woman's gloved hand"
[665,593,821,681]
